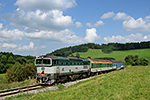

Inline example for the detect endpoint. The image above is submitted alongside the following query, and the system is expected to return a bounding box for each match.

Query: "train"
[35,55,125,85]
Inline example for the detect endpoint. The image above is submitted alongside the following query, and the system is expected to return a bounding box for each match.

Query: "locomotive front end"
[35,57,56,85]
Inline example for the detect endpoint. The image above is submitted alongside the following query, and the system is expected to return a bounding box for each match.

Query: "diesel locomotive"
[35,55,125,85]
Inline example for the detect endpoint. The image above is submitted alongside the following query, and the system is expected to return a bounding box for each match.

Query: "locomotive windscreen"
[36,59,51,64]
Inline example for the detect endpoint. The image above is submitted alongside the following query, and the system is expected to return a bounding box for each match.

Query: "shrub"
[125,55,149,66]
[6,63,36,83]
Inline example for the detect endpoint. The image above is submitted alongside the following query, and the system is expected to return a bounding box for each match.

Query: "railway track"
[0,84,43,97]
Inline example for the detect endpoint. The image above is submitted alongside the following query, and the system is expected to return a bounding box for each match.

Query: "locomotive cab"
[35,57,55,85]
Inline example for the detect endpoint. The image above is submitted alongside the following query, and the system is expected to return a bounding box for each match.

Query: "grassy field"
[0,74,36,90]
[5,65,150,100]
[76,48,150,62]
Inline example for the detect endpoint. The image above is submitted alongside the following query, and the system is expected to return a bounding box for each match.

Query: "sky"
[0,0,150,56]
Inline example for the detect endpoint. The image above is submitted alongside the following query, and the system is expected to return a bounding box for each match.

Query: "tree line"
[47,41,150,55]
[0,52,36,73]
[0,52,36,83]
[46,43,101,56]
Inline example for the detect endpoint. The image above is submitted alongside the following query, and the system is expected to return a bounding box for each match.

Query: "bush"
[6,63,36,83]
[125,55,149,66]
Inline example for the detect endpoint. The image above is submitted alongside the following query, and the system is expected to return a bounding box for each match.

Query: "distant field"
[76,48,150,61]
[6,66,150,100]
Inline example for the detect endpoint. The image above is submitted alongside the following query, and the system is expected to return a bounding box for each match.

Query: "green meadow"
[5,65,150,100]
[77,48,150,61]
[0,74,36,90]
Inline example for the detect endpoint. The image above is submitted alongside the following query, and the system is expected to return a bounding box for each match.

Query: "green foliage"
[102,46,113,54]
[23,64,36,79]
[125,55,149,66]
[0,52,35,73]
[76,53,80,58]
[47,41,150,56]
[6,63,36,83]
[16,57,27,65]
[46,43,101,56]
[7,56,15,64]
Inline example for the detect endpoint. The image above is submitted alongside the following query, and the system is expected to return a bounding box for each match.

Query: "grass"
[0,74,37,90]
[5,65,150,100]
[76,48,150,62]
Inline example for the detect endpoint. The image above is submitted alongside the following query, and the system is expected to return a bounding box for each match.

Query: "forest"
[0,52,36,73]
[47,41,150,55]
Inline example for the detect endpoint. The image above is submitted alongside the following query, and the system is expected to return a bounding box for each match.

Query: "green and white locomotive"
[35,55,125,85]
[35,56,90,85]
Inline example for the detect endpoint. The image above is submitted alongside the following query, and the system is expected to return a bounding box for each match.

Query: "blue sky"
[0,0,150,56]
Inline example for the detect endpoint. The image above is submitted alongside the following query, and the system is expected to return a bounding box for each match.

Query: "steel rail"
[0,84,43,97]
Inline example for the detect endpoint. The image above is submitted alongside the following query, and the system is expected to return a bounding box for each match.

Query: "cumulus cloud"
[94,20,104,27]
[15,0,77,11]
[103,33,150,43]
[0,23,23,42]
[86,22,92,27]
[25,28,101,44]
[85,28,101,42]
[86,20,104,27]
[18,42,34,50]
[25,29,84,44]
[101,12,115,19]
[123,17,150,32]
[2,43,17,48]
[113,12,132,21]
[3,9,73,32]
[75,22,83,28]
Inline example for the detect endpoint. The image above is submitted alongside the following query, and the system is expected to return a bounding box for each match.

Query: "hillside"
[46,41,150,56]
[6,66,150,100]
[75,48,150,62]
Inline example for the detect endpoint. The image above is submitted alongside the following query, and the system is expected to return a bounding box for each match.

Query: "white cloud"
[15,0,77,11]
[101,12,115,19]
[145,15,150,19]
[25,29,83,44]
[103,33,150,43]
[113,12,132,21]
[144,35,150,40]
[2,43,17,48]
[25,28,101,44]
[75,22,83,28]
[86,22,92,27]
[0,24,23,42]
[85,28,101,42]
[123,17,150,32]
[86,20,104,27]
[94,20,104,27]
[18,42,34,50]
[4,9,73,32]
[0,23,3,29]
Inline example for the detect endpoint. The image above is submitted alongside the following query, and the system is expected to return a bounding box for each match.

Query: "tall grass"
[0,74,36,90]
[5,66,150,100]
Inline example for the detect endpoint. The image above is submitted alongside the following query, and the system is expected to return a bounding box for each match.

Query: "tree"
[125,55,149,66]
[8,56,15,64]
[1,55,7,64]
[6,63,36,83]
[6,62,25,82]
[76,53,80,58]
[23,64,36,79]
[16,57,27,65]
